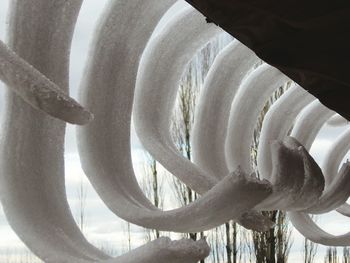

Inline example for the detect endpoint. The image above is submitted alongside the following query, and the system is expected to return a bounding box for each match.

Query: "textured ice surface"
[225,64,289,174]
[2,0,350,261]
[192,41,258,180]
[134,7,221,194]
[0,40,93,125]
[257,85,315,182]
[0,0,210,262]
[327,114,349,127]
[1,0,109,261]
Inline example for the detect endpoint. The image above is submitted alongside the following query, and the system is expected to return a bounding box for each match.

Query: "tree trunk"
[226,222,232,263]
[232,222,237,263]
[151,160,160,239]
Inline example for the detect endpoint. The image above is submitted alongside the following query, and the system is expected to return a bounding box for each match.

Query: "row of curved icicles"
[0,0,349,262]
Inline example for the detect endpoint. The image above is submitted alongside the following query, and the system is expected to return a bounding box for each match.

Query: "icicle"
[0,40,93,125]
[192,41,258,180]
[313,128,350,214]
[77,0,178,210]
[288,102,350,214]
[1,0,216,262]
[288,212,350,246]
[322,128,350,186]
[133,7,221,194]
[225,64,289,175]
[304,163,350,214]
[327,114,349,127]
[1,0,108,261]
[255,136,325,211]
[290,100,335,150]
[2,0,350,255]
[256,85,315,183]
[103,237,210,263]
[77,2,274,234]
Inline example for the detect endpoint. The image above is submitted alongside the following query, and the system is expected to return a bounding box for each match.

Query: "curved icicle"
[1,0,214,262]
[327,114,349,127]
[103,238,210,263]
[337,204,350,217]
[41,237,211,263]
[113,238,212,263]
[77,1,273,235]
[288,212,350,246]
[225,64,289,174]
[192,41,258,180]
[322,127,350,185]
[223,64,288,229]
[252,86,325,211]
[288,101,350,214]
[280,96,350,244]
[0,40,93,125]
[224,64,287,231]
[266,107,350,246]
[256,85,315,182]
[290,100,335,150]
[77,0,179,210]
[1,0,349,254]
[133,7,221,194]
[255,136,324,211]
[236,135,325,232]
[321,128,350,214]
[304,162,350,214]
[0,0,109,261]
[306,127,350,214]
[239,135,324,230]
[106,168,271,233]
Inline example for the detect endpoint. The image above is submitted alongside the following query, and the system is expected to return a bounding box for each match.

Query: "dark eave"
[185,0,350,120]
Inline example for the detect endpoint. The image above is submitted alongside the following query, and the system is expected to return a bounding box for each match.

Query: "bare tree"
[97,241,119,257]
[76,176,87,232]
[171,41,211,260]
[249,83,292,263]
[325,247,339,263]
[207,226,225,263]
[276,211,293,263]
[142,154,165,241]
[171,34,234,262]
[226,222,233,262]
[2,247,43,263]
[171,65,199,242]
[303,216,318,263]
[127,222,131,252]
[225,221,239,263]
[343,247,350,263]
[303,237,318,263]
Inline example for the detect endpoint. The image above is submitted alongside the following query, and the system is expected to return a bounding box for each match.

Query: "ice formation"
[0,40,93,125]
[0,0,350,262]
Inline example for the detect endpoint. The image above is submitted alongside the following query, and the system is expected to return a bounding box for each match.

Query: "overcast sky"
[0,1,349,262]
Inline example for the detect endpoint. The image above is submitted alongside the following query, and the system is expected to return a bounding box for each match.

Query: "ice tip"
[34,92,94,125]
[60,105,94,125]
[194,238,211,258]
[73,107,94,125]
[44,103,94,125]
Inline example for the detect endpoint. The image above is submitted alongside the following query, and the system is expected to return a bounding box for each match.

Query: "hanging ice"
[1,0,350,262]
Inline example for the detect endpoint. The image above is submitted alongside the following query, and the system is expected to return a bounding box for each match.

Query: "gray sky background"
[0,1,349,262]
